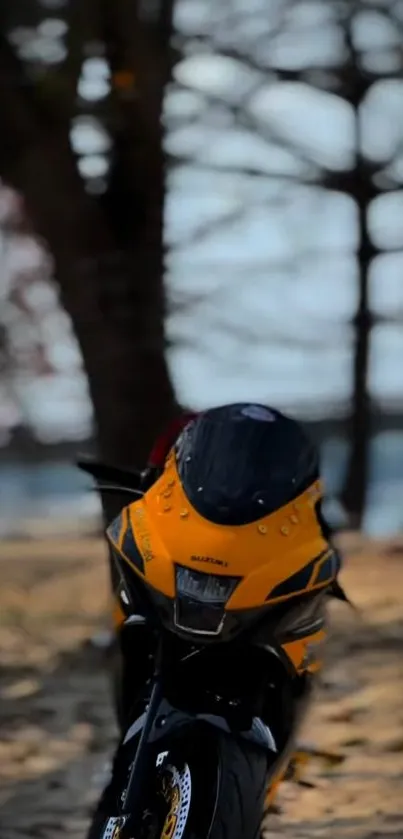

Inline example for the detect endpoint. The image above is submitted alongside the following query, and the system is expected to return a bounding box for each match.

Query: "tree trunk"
[0,7,178,480]
[341,174,373,529]
[337,22,377,530]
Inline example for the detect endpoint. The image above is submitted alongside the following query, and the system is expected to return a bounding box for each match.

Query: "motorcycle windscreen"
[176,404,319,525]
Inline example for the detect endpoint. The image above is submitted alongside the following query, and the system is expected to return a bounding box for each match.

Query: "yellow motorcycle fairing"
[107,451,336,614]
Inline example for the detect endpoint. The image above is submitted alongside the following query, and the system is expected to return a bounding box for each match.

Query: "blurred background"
[1,0,403,541]
[1,4,403,839]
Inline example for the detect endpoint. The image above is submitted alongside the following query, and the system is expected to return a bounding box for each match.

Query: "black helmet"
[175,403,319,526]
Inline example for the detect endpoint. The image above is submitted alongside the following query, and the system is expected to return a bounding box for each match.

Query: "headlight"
[174,566,240,636]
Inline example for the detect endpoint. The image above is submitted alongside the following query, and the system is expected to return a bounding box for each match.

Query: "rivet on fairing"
[163,505,172,512]
[281,526,290,536]
[180,509,189,518]
[258,524,267,534]
[290,515,299,524]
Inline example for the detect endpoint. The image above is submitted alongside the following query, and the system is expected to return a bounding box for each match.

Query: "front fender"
[123,697,277,753]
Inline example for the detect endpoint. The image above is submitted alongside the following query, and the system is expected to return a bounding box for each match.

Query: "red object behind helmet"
[147,412,198,469]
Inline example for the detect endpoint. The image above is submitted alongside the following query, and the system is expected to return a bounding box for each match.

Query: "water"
[321,432,403,536]
[1,431,403,538]
[0,460,101,537]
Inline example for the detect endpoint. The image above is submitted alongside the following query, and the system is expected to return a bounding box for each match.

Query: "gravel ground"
[0,536,403,839]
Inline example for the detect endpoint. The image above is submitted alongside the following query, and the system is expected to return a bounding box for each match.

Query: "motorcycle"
[78,455,343,839]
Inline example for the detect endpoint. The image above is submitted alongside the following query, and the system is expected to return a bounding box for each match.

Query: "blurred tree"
[0,0,178,484]
[336,14,375,529]
[166,0,403,529]
[332,2,403,526]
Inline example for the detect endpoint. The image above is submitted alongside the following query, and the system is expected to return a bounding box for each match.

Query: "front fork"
[121,676,164,820]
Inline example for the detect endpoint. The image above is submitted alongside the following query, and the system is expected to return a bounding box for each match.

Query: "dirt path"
[1,537,402,839]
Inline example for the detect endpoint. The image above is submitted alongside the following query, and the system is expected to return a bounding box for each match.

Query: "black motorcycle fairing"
[120,620,310,744]
[144,580,327,652]
[122,698,277,753]
[113,548,159,624]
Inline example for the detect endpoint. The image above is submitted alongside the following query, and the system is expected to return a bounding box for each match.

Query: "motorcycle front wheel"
[90,726,270,839]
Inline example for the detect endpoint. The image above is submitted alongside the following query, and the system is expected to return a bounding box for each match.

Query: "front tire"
[204,733,268,839]
[157,728,269,839]
[88,727,270,839]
